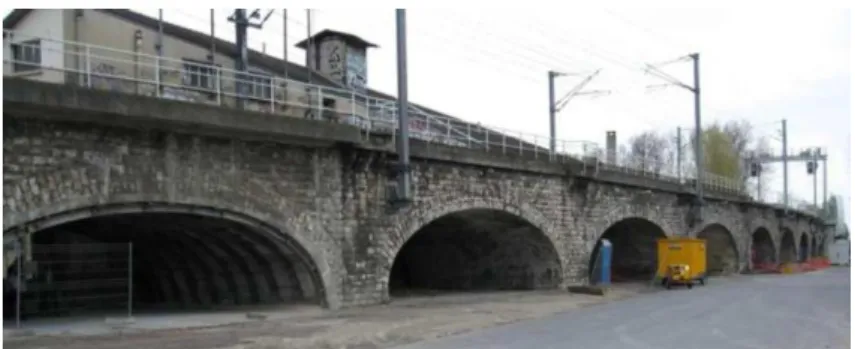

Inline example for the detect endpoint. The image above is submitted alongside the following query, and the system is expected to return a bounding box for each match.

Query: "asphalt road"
[392,268,851,349]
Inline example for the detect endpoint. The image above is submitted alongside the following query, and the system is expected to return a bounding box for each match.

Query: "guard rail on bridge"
[2,29,819,216]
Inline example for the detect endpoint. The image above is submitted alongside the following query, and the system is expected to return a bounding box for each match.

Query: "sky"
[5,8,851,223]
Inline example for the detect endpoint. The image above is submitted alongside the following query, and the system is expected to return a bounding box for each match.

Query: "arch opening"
[3,209,324,320]
[698,224,739,275]
[750,227,776,267]
[388,209,562,297]
[589,217,666,283]
[780,229,797,264]
[799,234,810,262]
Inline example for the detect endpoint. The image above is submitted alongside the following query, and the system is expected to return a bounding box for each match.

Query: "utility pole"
[676,126,683,182]
[691,53,703,217]
[548,71,557,158]
[306,9,313,84]
[645,53,702,222]
[155,9,163,97]
[283,9,288,79]
[547,69,608,159]
[208,9,216,62]
[813,148,818,207]
[822,151,828,208]
[228,9,274,110]
[395,9,412,203]
[782,119,788,210]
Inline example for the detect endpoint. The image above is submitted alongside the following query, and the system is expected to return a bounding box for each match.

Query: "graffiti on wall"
[345,49,367,92]
[320,40,345,83]
[90,62,128,92]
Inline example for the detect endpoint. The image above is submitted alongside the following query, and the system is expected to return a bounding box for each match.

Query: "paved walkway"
[393,268,851,349]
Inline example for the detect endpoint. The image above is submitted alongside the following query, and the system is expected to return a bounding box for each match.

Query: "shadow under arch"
[3,202,330,318]
[750,227,777,267]
[387,205,562,298]
[799,233,810,262]
[697,223,740,275]
[588,217,667,283]
[780,228,797,263]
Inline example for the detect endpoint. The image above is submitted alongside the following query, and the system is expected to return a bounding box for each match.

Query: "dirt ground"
[3,283,654,349]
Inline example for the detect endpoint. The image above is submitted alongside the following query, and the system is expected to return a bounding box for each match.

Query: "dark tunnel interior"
[698,225,739,275]
[799,234,809,262]
[589,218,666,282]
[751,228,776,266]
[389,209,562,297]
[780,230,797,264]
[3,212,320,319]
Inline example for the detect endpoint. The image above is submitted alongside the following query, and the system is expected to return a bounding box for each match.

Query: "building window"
[181,59,216,90]
[240,71,272,100]
[11,39,41,72]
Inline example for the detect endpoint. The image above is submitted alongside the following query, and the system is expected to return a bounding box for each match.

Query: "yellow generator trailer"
[656,237,707,289]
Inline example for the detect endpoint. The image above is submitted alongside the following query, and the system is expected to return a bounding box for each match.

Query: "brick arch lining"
[2,166,344,309]
[383,197,566,296]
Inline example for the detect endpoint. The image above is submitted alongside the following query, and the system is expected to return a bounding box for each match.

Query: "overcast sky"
[139,8,851,224]
[6,8,849,223]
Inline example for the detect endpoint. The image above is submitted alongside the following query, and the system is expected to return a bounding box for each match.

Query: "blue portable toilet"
[591,239,612,285]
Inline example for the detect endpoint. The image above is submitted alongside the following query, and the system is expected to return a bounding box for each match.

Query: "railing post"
[269,78,275,113]
[519,132,524,156]
[155,56,161,97]
[215,68,222,105]
[502,133,507,154]
[466,123,471,148]
[425,115,432,140]
[317,87,324,121]
[85,46,92,88]
[351,92,357,128]
[484,128,489,151]
[446,117,452,143]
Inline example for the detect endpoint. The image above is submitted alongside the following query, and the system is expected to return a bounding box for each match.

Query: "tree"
[682,120,776,195]
[626,130,671,174]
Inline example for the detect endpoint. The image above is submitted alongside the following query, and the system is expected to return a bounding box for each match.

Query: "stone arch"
[2,166,343,309]
[385,197,564,298]
[4,202,331,312]
[780,228,797,263]
[750,226,777,267]
[589,216,668,282]
[696,223,740,275]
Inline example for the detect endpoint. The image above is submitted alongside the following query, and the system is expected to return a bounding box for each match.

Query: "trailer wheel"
[687,283,694,289]
[700,278,706,285]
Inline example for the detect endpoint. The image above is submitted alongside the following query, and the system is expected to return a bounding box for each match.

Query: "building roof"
[3,9,545,154]
[295,29,378,50]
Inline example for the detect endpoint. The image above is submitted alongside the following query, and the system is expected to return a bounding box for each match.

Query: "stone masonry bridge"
[3,79,828,313]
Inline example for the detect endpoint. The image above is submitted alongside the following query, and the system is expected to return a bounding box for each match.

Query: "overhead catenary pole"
[548,71,558,159]
[283,9,288,79]
[676,126,682,182]
[547,69,607,160]
[782,119,788,210]
[155,9,164,96]
[208,9,215,61]
[644,53,702,222]
[822,151,828,208]
[691,53,703,219]
[232,9,248,110]
[306,9,313,84]
[813,148,819,207]
[395,9,411,202]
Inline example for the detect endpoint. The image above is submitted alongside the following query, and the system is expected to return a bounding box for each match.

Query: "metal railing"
[2,29,818,214]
